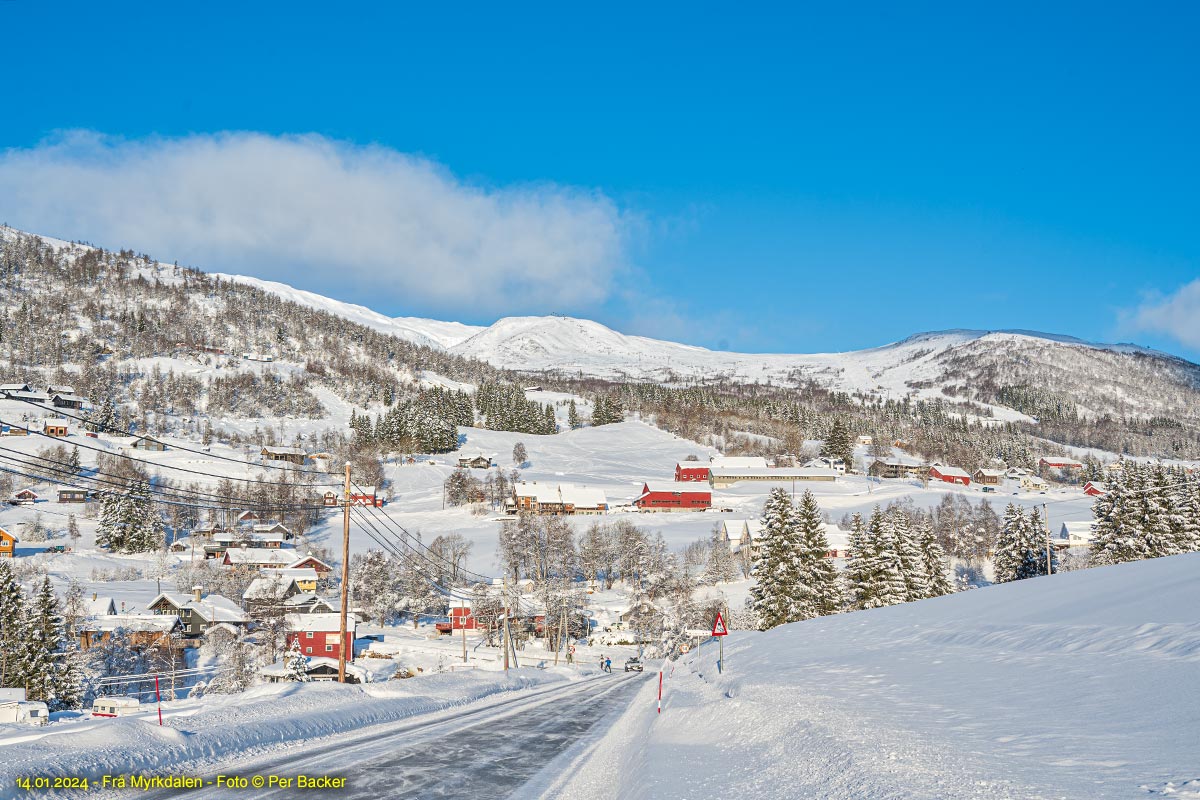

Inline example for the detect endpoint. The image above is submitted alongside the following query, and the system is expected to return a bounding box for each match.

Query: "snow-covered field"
[557,553,1200,800]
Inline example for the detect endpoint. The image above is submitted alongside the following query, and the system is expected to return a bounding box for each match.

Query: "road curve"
[144,672,644,800]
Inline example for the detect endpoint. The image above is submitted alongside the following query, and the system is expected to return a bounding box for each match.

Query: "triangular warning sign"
[711,612,729,637]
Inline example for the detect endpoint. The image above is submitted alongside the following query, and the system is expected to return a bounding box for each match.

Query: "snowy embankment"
[555,554,1200,800]
[0,668,573,787]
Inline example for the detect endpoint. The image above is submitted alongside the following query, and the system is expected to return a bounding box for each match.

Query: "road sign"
[711,612,729,637]
[568,645,576,654]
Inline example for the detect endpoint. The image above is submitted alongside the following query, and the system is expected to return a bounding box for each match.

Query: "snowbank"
[0,668,573,787]
[555,553,1200,800]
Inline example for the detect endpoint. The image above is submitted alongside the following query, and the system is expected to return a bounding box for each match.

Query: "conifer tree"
[891,509,928,602]
[793,491,842,617]
[283,639,310,682]
[750,488,802,630]
[917,516,953,597]
[568,400,581,430]
[820,417,854,470]
[0,561,27,688]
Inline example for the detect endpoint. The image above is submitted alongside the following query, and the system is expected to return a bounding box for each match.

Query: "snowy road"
[140,672,643,800]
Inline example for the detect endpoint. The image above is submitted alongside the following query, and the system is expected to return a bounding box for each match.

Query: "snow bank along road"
[133,672,643,800]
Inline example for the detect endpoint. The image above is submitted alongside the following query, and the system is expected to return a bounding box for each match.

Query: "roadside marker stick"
[154,674,162,727]
[658,670,662,714]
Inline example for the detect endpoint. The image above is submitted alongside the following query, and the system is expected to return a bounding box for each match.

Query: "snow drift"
[555,553,1200,800]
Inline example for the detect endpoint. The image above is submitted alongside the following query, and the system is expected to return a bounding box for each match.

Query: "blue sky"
[1,2,1198,359]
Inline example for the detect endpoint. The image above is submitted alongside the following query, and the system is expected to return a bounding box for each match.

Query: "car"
[624,657,643,673]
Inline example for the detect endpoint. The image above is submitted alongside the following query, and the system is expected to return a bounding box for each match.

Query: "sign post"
[711,612,729,673]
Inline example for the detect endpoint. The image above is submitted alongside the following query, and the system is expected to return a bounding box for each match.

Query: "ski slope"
[556,553,1200,800]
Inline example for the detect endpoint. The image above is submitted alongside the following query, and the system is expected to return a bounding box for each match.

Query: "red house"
[634,481,712,511]
[674,462,710,482]
[285,613,355,661]
[1083,481,1108,497]
[1039,457,1084,471]
[288,554,334,577]
[348,485,384,507]
[436,607,478,634]
[929,465,972,486]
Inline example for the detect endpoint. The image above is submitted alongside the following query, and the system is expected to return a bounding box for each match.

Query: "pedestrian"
[604,657,611,673]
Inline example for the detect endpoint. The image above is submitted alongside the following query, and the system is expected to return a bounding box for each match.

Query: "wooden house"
[972,468,1005,486]
[50,393,85,410]
[0,527,16,558]
[130,436,167,451]
[929,465,972,486]
[42,419,69,437]
[288,554,334,577]
[285,613,356,661]
[148,587,248,638]
[260,446,307,466]
[1083,481,1108,497]
[868,458,925,479]
[674,462,710,482]
[634,481,711,512]
[10,489,38,505]
[456,453,495,469]
[57,488,89,503]
[77,615,183,652]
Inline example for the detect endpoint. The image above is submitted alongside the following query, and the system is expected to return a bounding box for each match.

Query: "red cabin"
[1083,481,1108,497]
[634,481,712,511]
[929,466,971,486]
[674,463,710,482]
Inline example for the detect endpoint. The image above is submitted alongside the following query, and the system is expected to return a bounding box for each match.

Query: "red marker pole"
[154,674,163,726]
[658,670,663,714]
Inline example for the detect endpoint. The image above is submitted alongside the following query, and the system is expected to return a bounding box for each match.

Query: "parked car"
[624,657,644,673]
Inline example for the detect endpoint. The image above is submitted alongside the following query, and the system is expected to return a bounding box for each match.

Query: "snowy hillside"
[220,269,1200,423]
[557,553,1200,800]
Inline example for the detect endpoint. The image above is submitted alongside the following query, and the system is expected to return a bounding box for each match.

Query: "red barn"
[285,613,356,661]
[435,607,478,634]
[674,462,710,482]
[1083,481,1108,497]
[634,481,712,511]
[929,466,972,486]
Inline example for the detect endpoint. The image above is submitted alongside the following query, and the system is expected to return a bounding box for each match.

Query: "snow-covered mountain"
[218,271,1200,422]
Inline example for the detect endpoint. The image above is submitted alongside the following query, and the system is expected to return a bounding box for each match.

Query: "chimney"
[192,586,203,603]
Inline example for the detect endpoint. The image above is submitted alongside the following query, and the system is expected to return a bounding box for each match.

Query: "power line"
[6,396,342,484]
[0,446,326,512]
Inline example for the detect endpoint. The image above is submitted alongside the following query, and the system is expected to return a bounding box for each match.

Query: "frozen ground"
[555,552,1200,800]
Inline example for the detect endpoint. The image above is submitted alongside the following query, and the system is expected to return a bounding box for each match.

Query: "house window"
[306,631,313,638]
[325,644,333,652]
[305,647,312,654]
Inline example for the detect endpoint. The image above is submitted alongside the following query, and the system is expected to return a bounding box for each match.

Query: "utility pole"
[1043,501,1053,577]
[461,600,468,664]
[502,576,510,672]
[338,462,351,684]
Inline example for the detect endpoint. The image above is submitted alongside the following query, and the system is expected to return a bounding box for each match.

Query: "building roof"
[243,572,306,601]
[82,614,181,634]
[43,417,69,426]
[641,481,713,494]
[709,456,769,469]
[822,523,850,550]
[513,482,607,506]
[871,456,924,467]
[1040,456,1084,467]
[1058,521,1095,542]
[262,446,307,456]
[85,596,117,616]
[931,465,972,479]
[975,468,1006,478]
[708,467,839,479]
[285,612,356,634]
[151,592,248,624]
[223,548,297,566]
[260,656,368,680]
[350,485,377,497]
[47,385,76,394]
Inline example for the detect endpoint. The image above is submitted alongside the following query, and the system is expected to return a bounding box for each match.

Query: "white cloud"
[0,131,629,315]
[1124,279,1200,350]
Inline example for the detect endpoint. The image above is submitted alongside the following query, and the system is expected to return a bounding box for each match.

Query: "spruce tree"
[842,512,870,609]
[793,491,842,617]
[0,561,27,688]
[568,400,581,430]
[284,639,310,682]
[820,417,854,470]
[891,509,928,601]
[750,488,802,630]
[917,516,953,597]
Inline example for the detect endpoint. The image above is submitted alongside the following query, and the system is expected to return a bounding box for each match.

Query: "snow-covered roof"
[260,656,368,680]
[1040,456,1084,467]
[708,467,839,479]
[212,531,286,545]
[1058,521,1095,542]
[43,417,69,426]
[975,468,1006,478]
[151,592,248,624]
[350,485,377,496]
[709,456,768,469]
[642,481,712,493]
[243,571,313,601]
[85,596,117,616]
[47,385,76,394]
[872,456,924,467]
[223,548,297,566]
[282,593,336,612]
[931,465,972,479]
[285,612,355,635]
[513,482,607,506]
[82,614,180,633]
[0,383,30,392]
[262,446,307,456]
[822,523,850,550]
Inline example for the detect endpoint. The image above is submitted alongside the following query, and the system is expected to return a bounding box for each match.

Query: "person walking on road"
[604,657,612,673]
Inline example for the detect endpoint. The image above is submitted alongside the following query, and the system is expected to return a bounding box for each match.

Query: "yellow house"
[0,527,17,558]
